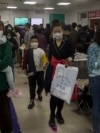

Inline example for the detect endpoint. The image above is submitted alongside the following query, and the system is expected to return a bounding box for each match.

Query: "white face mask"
[0,30,3,37]
[7,36,11,40]
[31,42,38,49]
[0,35,7,45]
[53,32,63,40]
[8,27,12,30]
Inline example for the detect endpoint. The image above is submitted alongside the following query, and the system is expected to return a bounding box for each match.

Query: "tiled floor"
[12,68,92,133]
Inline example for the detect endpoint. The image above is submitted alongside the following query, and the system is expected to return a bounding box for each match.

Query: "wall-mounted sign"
[49,14,65,24]
[88,11,100,19]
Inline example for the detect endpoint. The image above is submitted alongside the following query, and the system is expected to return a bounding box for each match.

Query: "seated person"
[74,44,87,60]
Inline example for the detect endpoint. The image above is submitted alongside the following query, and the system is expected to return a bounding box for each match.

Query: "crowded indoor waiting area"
[0,0,100,133]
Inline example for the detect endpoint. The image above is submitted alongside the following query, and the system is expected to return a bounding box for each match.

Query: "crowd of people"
[0,19,100,133]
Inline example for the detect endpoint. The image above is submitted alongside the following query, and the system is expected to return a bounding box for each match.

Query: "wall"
[1,4,100,27]
[0,10,70,26]
[68,4,100,25]
[0,10,49,26]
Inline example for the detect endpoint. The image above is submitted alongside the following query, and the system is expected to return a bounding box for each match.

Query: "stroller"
[77,84,92,115]
[73,59,93,115]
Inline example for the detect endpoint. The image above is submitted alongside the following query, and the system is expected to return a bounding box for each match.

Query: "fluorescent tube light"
[24,1,37,4]
[44,7,55,10]
[7,6,17,9]
[57,2,71,5]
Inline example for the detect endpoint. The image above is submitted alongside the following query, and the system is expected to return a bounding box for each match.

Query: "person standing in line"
[45,22,74,128]
[70,22,79,46]
[88,27,100,133]
[44,23,51,45]
[5,31,18,73]
[77,24,82,32]
[0,21,12,133]
[14,26,21,47]
[35,28,47,52]
[24,23,34,47]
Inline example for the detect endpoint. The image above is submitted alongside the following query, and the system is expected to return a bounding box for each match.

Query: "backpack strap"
[27,48,36,74]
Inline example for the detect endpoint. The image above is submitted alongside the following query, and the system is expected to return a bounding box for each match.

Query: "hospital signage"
[88,11,100,19]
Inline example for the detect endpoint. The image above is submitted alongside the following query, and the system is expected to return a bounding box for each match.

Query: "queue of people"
[0,19,100,133]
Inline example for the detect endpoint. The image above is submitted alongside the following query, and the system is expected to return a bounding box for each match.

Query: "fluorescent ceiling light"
[7,6,17,9]
[44,7,55,10]
[57,2,71,5]
[24,1,37,4]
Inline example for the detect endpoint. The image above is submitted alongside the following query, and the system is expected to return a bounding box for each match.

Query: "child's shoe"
[28,99,35,109]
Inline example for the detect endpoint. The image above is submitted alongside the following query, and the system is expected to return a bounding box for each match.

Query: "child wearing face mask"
[23,36,48,109]
[0,30,22,98]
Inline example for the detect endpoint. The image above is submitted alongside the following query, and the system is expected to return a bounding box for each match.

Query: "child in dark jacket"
[23,36,48,109]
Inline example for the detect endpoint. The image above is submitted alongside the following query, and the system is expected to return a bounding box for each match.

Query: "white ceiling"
[0,0,99,11]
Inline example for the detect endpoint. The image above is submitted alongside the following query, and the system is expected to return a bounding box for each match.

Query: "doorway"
[90,19,100,28]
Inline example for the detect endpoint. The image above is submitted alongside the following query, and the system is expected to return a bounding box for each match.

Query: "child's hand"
[43,62,49,70]
[27,72,34,77]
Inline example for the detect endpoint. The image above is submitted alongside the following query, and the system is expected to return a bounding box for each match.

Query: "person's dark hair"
[64,24,71,31]
[76,43,84,53]
[72,22,77,29]
[77,24,82,28]
[30,35,38,40]
[46,23,51,29]
[40,24,43,27]
[52,22,62,30]
[6,24,13,30]
[94,26,100,45]
[52,19,60,27]
[14,26,20,33]
[35,28,42,34]
[0,21,4,30]
[26,23,31,29]
[82,25,88,31]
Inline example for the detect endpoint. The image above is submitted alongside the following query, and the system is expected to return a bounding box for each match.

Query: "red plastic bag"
[71,84,78,101]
